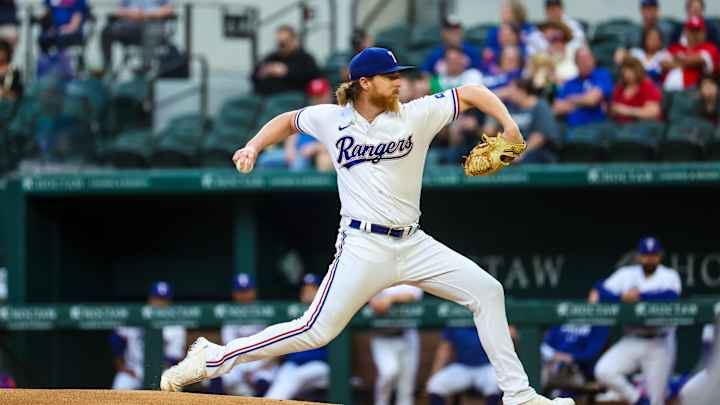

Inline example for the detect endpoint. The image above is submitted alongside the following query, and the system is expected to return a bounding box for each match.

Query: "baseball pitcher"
[161,47,570,405]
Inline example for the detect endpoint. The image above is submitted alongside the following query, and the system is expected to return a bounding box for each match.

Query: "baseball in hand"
[233,147,257,174]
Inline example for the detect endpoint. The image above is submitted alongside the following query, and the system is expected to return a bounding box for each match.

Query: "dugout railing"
[0,299,716,404]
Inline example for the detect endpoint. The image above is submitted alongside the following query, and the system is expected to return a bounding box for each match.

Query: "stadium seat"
[221,94,263,115]
[200,125,247,168]
[410,25,441,50]
[324,51,351,85]
[660,118,714,162]
[658,17,681,43]
[407,47,435,69]
[703,126,720,161]
[607,120,663,162]
[103,128,154,168]
[592,18,639,45]
[255,92,306,129]
[151,114,208,167]
[375,25,411,52]
[590,39,620,69]
[108,77,151,135]
[560,122,613,162]
[465,23,495,48]
[667,90,702,122]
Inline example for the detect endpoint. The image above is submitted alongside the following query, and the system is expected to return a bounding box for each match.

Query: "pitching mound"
[0,389,337,405]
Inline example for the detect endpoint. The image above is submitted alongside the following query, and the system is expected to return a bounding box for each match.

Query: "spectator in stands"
[38,0,88,54]
[484,78,559,163]
[482,23,522,74]
[0,38,22,100]
[399,71,429,103]
[482,45,523,99]
[699,74,719,124]
[426,326,501,405]
[426,46,484,164]
[100,0,175,72]
[537,21,578,84]
[672,0,720,46]
[421,15,482,75]
[543,0,585,50]
[111,281,186,390]
[283,78,333,171]
[663,16,719,91]
[351,28,373,55]
[616,27,671,86]
[541,323,609,400]
[484,0,534,65]
[430,46,483,94]
[525,52,557,101]
[256,78,333,171]
[553,47,614,128]
[0,0,18,48]
[220,274,275,396]
[265,274,329,400]
[610,56,662,124]
[252,25,319,95]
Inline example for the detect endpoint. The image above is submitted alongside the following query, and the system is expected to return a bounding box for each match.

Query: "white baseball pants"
[264,361,329,399]
[371,330,420,405]
[204,225,536,405]
[112,370,142,390]
[427,363,500,397]
[594,334,676,405]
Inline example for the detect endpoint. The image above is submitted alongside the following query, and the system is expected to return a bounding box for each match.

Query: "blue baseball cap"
[348,47,414,81]
[303,273,321,286]
[640,0,658,6]
[149,281,172,299]
[233,273,256,291]
[638,237,663,255]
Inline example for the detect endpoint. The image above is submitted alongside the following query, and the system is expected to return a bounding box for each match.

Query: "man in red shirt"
[663,16,719,90]
[611,56,662,124]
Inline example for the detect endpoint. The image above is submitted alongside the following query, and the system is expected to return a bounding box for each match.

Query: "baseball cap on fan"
[348,47,414,81]
[149,281,173,299]
[686,16,706,31]
[306,78,330,97]
[638,237,663,255]
[640,0,658,6]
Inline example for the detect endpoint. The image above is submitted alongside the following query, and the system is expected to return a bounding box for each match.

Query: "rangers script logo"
[335,134,414,168]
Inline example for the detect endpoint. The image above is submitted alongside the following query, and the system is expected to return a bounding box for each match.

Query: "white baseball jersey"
[295,88,460,226]
[602,264,681,299]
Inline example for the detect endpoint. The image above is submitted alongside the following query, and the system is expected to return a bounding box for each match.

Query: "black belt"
[632,332,668,339]
[349,219,417,239]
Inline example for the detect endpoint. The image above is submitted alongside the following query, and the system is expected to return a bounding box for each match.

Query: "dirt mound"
[0,389,337,405]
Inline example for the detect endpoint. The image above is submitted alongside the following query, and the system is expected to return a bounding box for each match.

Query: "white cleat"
[160,337,216,392]
[520,395,575,405]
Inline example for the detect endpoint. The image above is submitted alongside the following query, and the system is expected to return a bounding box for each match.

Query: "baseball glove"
[463,134,526,176]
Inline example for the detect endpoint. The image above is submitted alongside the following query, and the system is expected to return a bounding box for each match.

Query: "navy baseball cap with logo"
[638,237,663,255]
[149,281,173,299]
[303,273,321,286]
[233,273,256,291]
[348,47,414,81]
